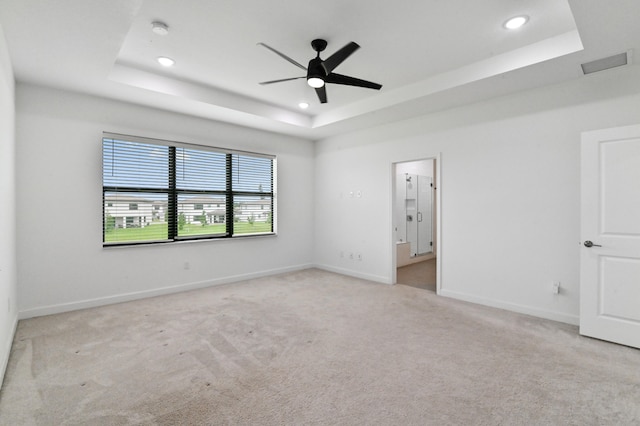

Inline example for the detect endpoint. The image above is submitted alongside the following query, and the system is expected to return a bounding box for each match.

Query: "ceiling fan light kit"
[307,77,325,88]
[258,38,382,104]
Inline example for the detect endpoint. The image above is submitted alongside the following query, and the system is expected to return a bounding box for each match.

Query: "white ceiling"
[1,0,639,139]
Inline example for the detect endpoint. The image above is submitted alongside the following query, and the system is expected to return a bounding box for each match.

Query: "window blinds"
[102,134,275,245]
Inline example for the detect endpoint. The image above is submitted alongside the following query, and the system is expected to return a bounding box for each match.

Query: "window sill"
[102,232,277,249]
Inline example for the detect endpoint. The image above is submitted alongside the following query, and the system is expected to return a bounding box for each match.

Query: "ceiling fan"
[258,39,382,104]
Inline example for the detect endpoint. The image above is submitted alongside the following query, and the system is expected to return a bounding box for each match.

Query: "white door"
[580,124,640,349]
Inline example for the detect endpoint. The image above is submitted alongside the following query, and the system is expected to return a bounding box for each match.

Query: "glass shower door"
[416,175,433,256]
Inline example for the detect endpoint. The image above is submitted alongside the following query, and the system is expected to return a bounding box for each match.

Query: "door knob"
[584,240,602,248]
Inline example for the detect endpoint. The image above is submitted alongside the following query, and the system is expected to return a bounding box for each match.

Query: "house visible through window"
[102,133,276,245]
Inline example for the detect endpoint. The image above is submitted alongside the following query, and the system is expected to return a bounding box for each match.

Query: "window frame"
[102,132,276,247]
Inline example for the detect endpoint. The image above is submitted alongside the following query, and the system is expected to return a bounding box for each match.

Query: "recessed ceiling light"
[504,15,529,30]
[151,21,169,36]
[157,56,175,67]
[298,102,310,109]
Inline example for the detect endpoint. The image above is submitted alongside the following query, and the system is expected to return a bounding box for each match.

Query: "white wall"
[0,24,18,387]
[16,84,315,318]
[314,64,640,325]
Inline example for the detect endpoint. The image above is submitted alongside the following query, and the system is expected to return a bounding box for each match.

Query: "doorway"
[393,157,439,292]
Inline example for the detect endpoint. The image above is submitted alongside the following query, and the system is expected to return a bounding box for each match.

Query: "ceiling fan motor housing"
[307,57,326,82]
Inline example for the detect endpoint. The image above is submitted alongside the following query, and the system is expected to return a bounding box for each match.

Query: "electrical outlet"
[552,281,560,294]
[356,253,362,261]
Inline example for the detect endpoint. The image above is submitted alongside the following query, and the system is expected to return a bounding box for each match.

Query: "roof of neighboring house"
[238,199,272,206]
[182,196,226,204]
[104,194,158,203]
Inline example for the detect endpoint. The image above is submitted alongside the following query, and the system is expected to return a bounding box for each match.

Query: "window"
[103,133,276,246]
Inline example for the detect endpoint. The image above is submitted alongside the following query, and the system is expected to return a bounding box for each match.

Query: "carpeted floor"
[1,268,639,425]
[396,258,436,291]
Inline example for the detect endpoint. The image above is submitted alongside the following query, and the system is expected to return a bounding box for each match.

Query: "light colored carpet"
[397,258,436,291]
[1,268,639,425]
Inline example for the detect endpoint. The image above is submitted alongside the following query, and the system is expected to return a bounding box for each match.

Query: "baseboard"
[0,315,18,390]
[19,264,314,320]
[17,265,578,326]
[314,264,392,285]
[439,288,579,325]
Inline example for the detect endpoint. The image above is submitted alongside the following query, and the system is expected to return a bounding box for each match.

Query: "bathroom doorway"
[393,158,439,292]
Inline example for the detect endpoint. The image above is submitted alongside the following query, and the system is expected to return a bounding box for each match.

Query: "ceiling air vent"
[581,52,629,75]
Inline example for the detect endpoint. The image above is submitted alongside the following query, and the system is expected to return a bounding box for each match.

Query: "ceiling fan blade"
[322,42,360,74]
[315,86,327,103]
[259,76,306,85]
[257,43,307,71]
[325,73,382,90]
